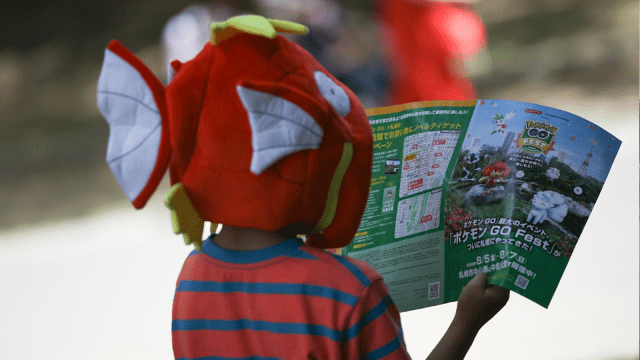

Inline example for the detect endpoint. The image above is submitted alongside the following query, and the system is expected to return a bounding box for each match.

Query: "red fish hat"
[96,15,373,250]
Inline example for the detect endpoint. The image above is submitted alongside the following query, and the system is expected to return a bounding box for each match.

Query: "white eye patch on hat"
[314,71,350,117]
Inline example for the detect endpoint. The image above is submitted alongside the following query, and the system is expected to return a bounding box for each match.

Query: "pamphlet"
[332,99,621,310]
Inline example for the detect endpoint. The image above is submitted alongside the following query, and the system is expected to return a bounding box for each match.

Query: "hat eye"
[314,71,351,117]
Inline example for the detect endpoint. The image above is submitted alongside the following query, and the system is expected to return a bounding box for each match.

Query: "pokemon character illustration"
[96,15,373,250]
[489,111,516,135]
[527,190,568,225]
[546,167,560,182]
[479,160,511,187]
[490,113,506,134]
[460,152,481,181]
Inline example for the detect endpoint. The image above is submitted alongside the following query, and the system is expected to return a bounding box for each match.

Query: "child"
[96,15,508,360]
[173,224,508,359]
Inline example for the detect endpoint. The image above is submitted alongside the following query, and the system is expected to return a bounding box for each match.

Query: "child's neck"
[213,225,288,251]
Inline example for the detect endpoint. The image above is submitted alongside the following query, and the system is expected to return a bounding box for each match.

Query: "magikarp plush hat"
[96,15,373,250]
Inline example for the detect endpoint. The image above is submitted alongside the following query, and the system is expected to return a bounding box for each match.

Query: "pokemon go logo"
[518,120,558,155]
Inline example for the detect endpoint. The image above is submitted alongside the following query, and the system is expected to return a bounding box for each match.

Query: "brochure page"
[443,99,621,308]
[339,100,476,312]
[331,99,621,311]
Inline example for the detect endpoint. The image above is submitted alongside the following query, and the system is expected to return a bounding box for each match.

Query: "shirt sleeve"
[341,278,412,360]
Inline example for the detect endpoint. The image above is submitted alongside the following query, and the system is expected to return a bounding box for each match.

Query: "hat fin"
[236,84,324,175]
[165,183,204,251]
[210,15,309,45]
[97,40,171,208]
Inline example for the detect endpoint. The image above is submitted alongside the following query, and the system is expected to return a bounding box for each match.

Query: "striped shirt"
[172,235,412,360]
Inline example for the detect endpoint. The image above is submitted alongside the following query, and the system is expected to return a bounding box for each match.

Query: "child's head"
[97,15,374,250]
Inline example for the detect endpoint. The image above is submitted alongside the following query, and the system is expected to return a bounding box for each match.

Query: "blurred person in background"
[259,0,389,108]
[163,0,389,108]
[374,0,487,104]
[162,1,257,81]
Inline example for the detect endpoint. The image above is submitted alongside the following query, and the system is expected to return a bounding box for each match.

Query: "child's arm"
[426,272,510,360]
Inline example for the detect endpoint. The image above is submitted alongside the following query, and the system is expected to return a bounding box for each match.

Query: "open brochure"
[330,99,621,310]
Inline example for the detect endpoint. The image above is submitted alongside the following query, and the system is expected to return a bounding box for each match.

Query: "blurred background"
[0,0,637,359]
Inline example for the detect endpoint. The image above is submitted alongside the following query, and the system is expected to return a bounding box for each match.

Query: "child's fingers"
[468,272,489,288]
[469,272,509,303]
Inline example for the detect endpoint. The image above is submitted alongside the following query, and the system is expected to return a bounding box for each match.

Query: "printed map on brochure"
[399,130,461,197]
[332,99,621,311]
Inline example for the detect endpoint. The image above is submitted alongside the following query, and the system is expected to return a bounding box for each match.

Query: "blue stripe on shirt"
[330,254,371,287]
[172,319,343,342]
[344,295,395,341]
[360,332,404,360]
[177,281,358,306]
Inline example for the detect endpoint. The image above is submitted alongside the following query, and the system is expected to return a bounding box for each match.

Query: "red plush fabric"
[164,33,373,248]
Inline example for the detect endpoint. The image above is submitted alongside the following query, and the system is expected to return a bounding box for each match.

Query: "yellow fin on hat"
[210,15,309,45]
[165,183,204,251]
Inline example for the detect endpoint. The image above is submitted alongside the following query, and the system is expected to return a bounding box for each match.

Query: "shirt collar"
[201,234,315,264]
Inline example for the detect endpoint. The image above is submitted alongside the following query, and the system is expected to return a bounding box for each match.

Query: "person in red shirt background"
[375,0,487,103]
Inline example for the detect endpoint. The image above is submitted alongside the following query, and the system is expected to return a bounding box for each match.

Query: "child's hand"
[426,273,510,360]
[454,272,509,332]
